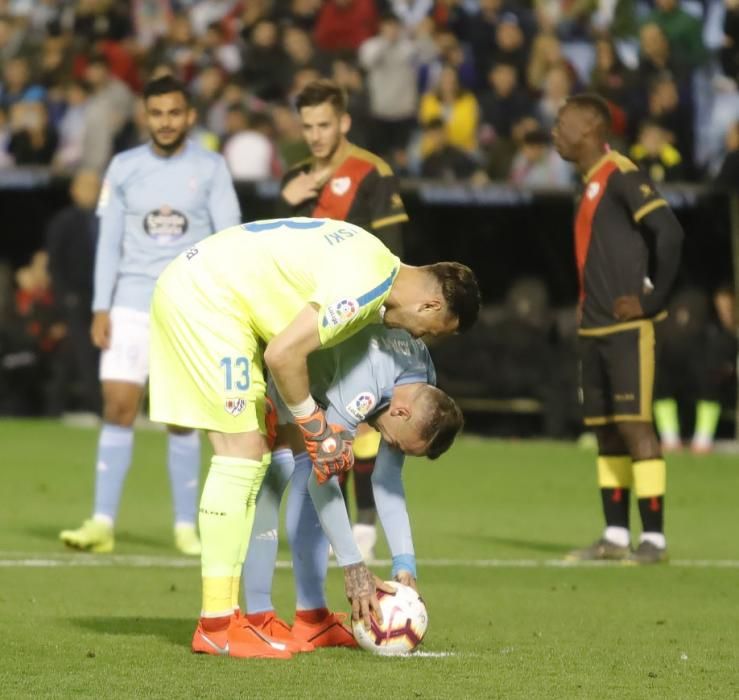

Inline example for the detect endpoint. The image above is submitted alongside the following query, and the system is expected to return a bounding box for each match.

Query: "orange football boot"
[290,608,358,648]
[192,614,293,659]
[246,611,315,653]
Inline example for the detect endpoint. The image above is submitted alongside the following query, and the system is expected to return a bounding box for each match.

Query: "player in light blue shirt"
[60,75,241,556]
[242,325,463,647]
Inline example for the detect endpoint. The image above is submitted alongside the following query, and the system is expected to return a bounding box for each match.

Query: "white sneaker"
[174,524,201,556]
[352,524,377,562]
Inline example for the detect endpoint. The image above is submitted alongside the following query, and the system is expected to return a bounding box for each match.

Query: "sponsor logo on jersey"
[143,205,189,242]
[586,182,601,200]
[330,176,351,196]
[225,398,246,416]
[379,335,413,356]
[346,392,377,421]
[324,298,359,326]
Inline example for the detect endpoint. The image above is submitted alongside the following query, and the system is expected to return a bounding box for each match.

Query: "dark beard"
[152,129,188,155]
[315,135,341,163]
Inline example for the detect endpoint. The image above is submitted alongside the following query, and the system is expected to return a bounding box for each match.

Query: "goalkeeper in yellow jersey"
[148,216,480,659]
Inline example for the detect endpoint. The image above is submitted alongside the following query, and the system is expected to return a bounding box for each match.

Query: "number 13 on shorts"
[220,356,250,391]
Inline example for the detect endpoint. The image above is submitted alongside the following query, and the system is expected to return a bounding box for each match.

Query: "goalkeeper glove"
[295,406,354,483]
[264,396,278,451]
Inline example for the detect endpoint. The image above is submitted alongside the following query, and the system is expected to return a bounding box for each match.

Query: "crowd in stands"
[1,0,738,432]
[0,0,738,185]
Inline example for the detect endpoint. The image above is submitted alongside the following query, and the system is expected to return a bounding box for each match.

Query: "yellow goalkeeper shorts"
[149,283,266,435]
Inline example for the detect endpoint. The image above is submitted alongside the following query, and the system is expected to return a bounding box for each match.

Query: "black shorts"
[578,319,657,426]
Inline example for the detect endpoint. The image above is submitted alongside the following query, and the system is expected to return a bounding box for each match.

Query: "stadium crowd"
[0,0,738,184]
[0,0,737,448]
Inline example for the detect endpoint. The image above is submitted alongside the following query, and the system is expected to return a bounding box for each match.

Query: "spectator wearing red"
[314,0,379,53]
[14,251,65,357]
[96,40,142,93]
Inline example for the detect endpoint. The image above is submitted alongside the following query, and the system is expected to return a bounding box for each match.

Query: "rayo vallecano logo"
[325,298,359,326]
[586,182,601,200]
[346,392,376,421]
[143,205,189,242]
[225,398,246,416]
[330,176,351,196]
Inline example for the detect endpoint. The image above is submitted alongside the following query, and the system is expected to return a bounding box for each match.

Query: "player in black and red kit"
[552,94,684,564]
[280,79,409,560]
[280,79,407,255]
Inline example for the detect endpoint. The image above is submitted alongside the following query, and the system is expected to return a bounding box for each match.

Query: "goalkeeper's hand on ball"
[295,406,354,483]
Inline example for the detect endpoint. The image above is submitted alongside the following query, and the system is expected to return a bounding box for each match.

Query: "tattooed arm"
[343,562,396,630]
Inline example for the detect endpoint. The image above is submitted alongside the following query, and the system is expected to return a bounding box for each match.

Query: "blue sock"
[243,448,294,614]
[167,431,201,526]
[93,424,134,522]
[287,453,329,611]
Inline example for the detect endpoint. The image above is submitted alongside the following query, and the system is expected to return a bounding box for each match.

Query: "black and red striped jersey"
[574,150,675,329]
[280,145,408,238]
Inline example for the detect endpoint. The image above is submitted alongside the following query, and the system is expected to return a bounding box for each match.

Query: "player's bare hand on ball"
[394,570,418,591]
[344,562,389,630]
[91,311,112,350]
[613,295,643,322]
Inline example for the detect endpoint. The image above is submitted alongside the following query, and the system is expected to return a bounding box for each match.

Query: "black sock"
[600,488,630,529]
[353,459,376,522]
[638,496,664,534]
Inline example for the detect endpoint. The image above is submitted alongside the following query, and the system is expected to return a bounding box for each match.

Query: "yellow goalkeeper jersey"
[156,217,400,348]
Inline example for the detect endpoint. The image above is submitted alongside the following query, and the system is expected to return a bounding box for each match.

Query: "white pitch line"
[0,555,738,569]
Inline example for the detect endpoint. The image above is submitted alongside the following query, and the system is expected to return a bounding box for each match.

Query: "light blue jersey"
[273,325,436,432]
[93,139,241,312]
[270,325,434,573]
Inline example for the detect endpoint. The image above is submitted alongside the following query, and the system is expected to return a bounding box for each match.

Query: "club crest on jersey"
[347,392,376,421]
[325,298,359,326]
[330,176,351,196]
[586,182,601,200]
[225,398,246,416]
[143,205,189,242]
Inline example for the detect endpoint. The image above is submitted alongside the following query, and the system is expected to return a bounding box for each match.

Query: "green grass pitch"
[1,420,737,699]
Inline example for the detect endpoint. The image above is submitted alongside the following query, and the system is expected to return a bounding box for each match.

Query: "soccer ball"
[352,582,428,655]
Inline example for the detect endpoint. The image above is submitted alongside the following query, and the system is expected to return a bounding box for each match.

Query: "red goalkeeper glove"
[295,406,354,484]
[264,396,278,451]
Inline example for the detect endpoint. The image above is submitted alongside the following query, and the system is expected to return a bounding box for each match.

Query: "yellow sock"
[633,459,666,498]
[230,575,241,612]
[202,577,233,618]
[597,455,633,488]
[199,455,262,617]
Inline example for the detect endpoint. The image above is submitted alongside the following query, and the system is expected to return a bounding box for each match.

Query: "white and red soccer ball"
[352,582,428,655]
